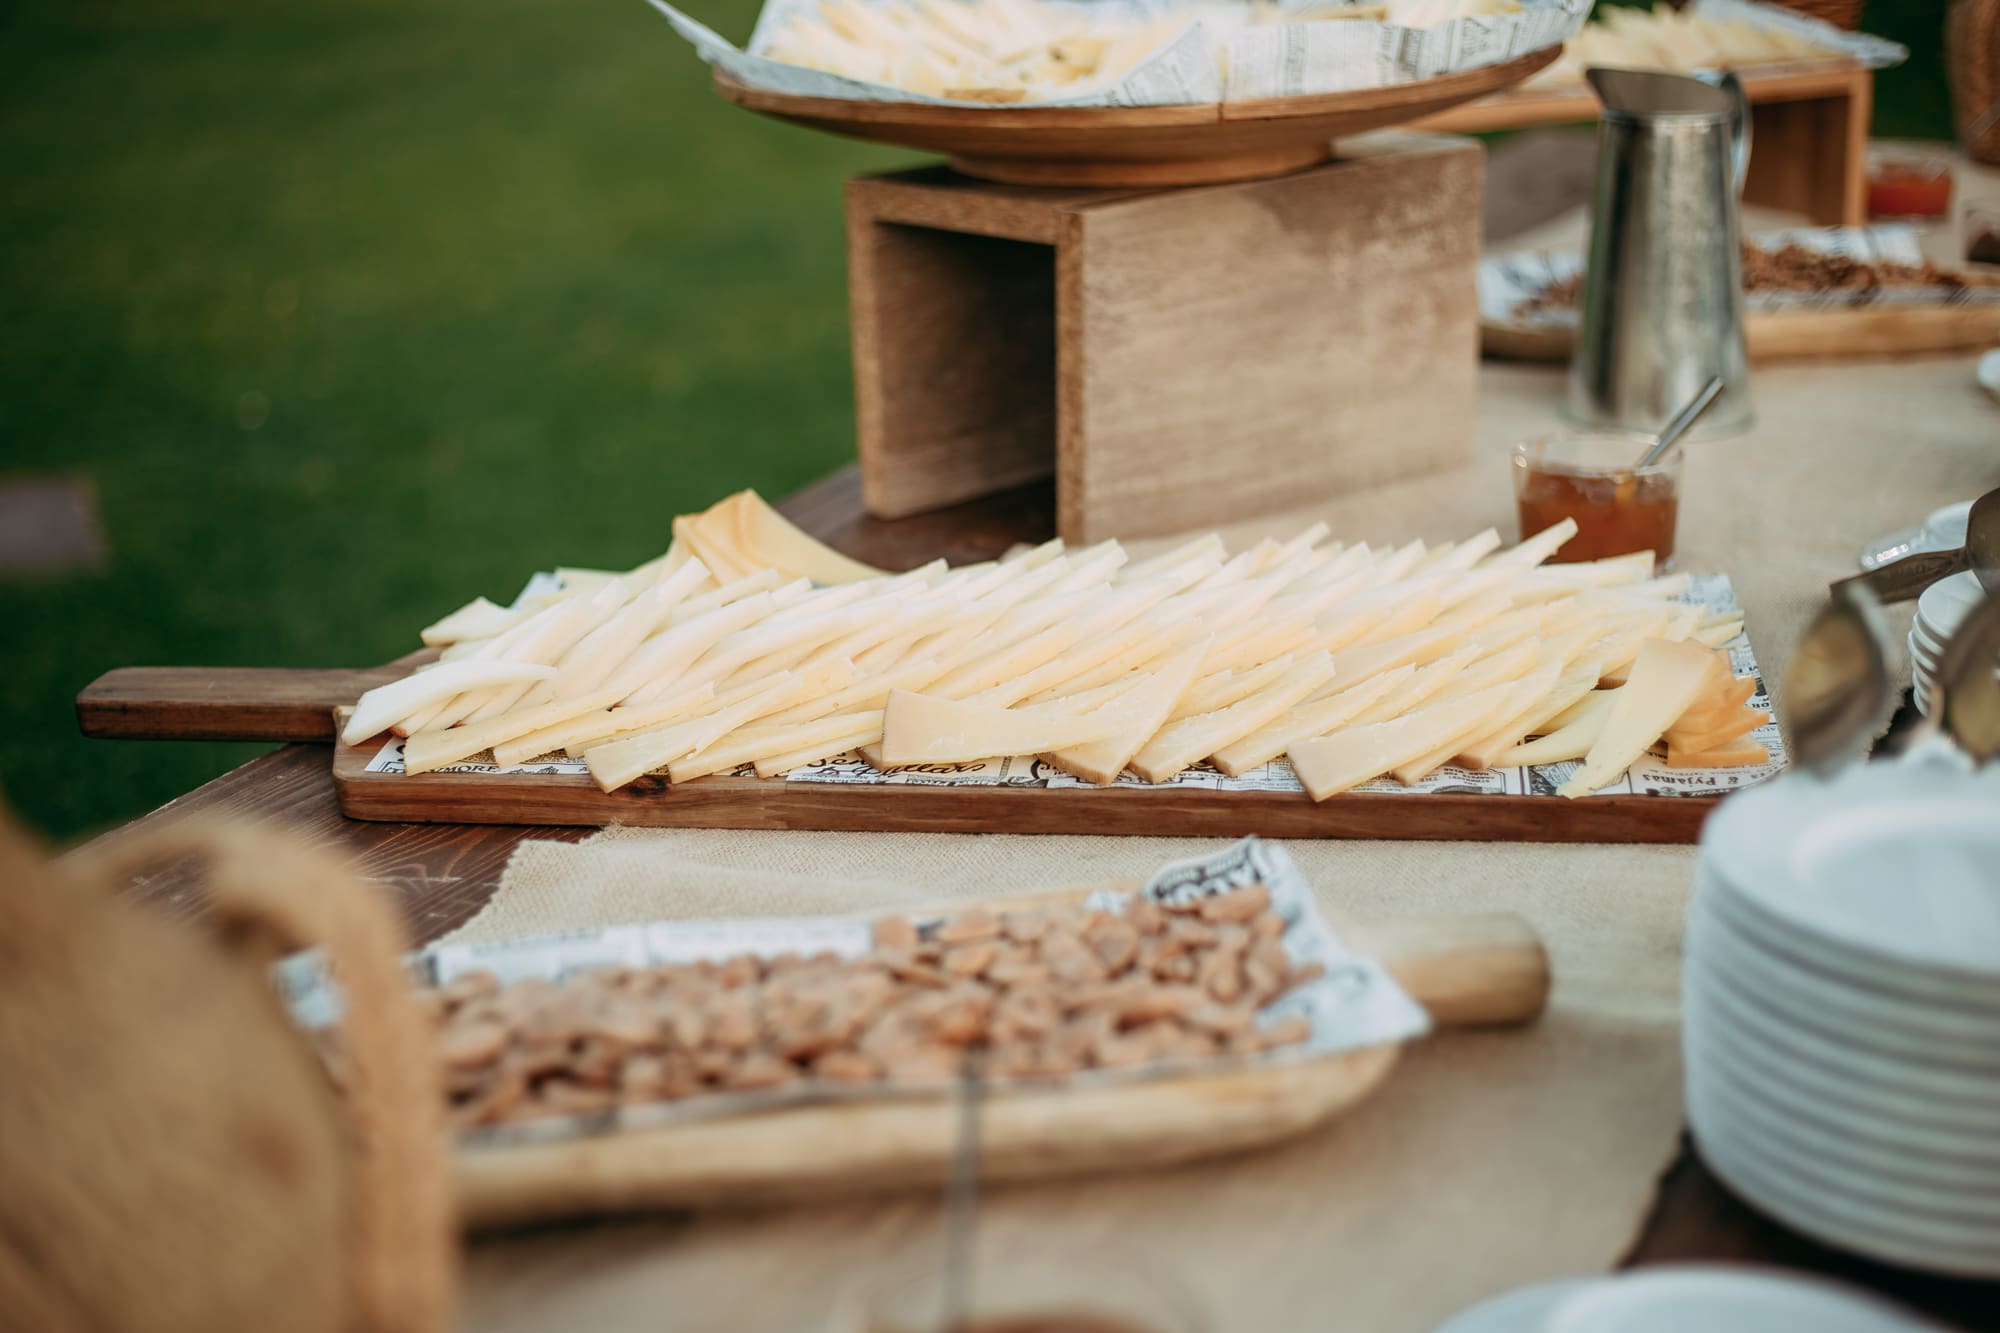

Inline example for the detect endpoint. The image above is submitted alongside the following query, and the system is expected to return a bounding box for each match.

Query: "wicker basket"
[1950,0,2000,165]
[1762,0,1865,28]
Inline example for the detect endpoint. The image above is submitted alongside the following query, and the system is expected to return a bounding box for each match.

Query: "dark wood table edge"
[67,464,2000,1329]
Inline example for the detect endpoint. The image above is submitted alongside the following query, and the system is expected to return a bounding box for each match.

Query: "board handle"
[77,656,429,743]
[1344,912,1549,1028]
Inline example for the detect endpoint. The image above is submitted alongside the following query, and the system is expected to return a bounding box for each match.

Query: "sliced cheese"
[671,707,888,783]
[1391,663,1561,785]
[1041,640,1209,785]
[754,725,887,778]
[1129,650,1336,783]
[668,569,784,626]
[1558,638,1722,797]
[420,596,522,648]
[1288,677,1531,802]
[492,679,717,767]
[1665,739,1769,769]
[726,488,888,584]
[611,592,780,703]
[1209,663,1415,777]
[585,664,842,793]
[402,687,623,776]
[1666,706,1768,753]
[877,692,1115,767]
[342,661,558,747]
[518,558,712,707]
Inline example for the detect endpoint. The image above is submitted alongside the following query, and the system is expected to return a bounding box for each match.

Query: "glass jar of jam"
[1865,143,1954,221]
[1512,432,1683,567]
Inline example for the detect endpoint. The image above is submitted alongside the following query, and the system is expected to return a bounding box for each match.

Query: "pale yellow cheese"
[1558,638,1721,797]
[491,680,717,767]
[585,660,850,793]
[1495,700,1612,768]
[1329,588,1443,652]
[401,687,623,776]
[1117,534,1223,584]
[1288,676,1531,802]
[1345,642,1490,727]
[608,591,779,703]
[1391,662,1561,785]
[878,692,1115,767]
[667,568,784,626]
[754,724,887,778]
[1041,640,1209,785]
[343,660,559,747]
[518,559,713,708]
[671,707,888,783]
[1129,650,1336,784]
[724,488,889,584]
[419,596,522,648]
[1209,663,1415,777]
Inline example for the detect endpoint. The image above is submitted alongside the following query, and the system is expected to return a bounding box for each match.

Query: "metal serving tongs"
[1783,583,1895,775]
[1830,487,2000,605]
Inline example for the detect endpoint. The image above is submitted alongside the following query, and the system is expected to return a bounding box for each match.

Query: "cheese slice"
[1210,663,1414,777]
[671,706,889,783]
[1558,638,1721,797]
[420,597,523,648]
[675,512,755,585]
[1693,618,1746,648]
[1455,660,1613,771]
[1665,739,1769,769]
[1129,650,1336,783]
[668,569,784,626]
[1391,662,1561,785]
[490,680,716,767]
[1666,706,1768,754]
[878,692,1115,767]
[607,592,780,703]
[1041,640,1209,785]
[1123,534,1226,585]
[1675,674,1758,727]
[1328,588,1443,652]
[401,687,624,776]
[754,724,887,778]
[586,663,843,793]
[430,596,615,730]
[1288,676,1529,801]
[342,661,559,747]
[518,558,713,708]
[725,488,888,584]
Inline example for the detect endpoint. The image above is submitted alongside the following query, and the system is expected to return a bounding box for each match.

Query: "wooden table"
[74,465,2000,1331]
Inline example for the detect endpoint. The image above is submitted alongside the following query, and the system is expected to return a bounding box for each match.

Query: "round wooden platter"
[454,889,1549,1228]
[713,45,1561,187]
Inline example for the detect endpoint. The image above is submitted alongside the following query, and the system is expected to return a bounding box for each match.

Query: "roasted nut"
[1198,884,1271,924]
[1081,915,1141,975]
[438,1018,510,1071]
[943,942,998,979]
[873,916,919,951]
[936,908,1000,945]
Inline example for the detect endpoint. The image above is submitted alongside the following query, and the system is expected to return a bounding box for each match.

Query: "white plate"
[1701,768,2000,981]
[1690,900,2000,1063]
[1917,570,1986,640]
[1979,349,2000,405]
[1909,621,1948,658]
[1543,1266,1936,1333]
[1691,1088,2000,1278]
[1434,1278,1603,1333]
[1700,871,2000,1014]
[1686,948,2000,1111]
[1686,970,2000,1138]
[1690,1018,2000,1192]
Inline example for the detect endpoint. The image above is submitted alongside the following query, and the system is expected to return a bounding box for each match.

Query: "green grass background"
[0,0,1953,840]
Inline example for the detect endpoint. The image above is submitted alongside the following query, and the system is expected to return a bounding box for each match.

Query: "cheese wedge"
[492,680,716,767]
[1455,667,1607,771]
[878,692,1115,767]
[1392,663,1562,785]
[1042,640,1209,785]
[1558,638,1722,797]
[1665,739,1769,769]
[724,488,888,584]
[672,707,889,784]
[1675,674,1758,727]
[1210,663,1415,777]
[420,596,522,647]
[1288,677,1532,801]
[585,666,836,793]
[343,661,559,747]
[1129,651,1336,783]
[1666,707,1768,754]
[400,687,626,776]
[611,592,781,703]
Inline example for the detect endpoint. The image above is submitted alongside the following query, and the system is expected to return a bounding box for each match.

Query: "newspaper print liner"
[648,0,1589,108]
[1480,224,1999,334]
[276,837,1431,1148]
[367,572,1787,799]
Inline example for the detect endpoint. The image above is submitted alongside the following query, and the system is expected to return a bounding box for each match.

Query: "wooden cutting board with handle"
[454,893,1549,1229]
[77,654,434,743]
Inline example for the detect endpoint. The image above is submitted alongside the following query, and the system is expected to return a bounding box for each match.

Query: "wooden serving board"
[1484,295,2000,364]
[715,46,1557,187]
[453,893,1550,1228]
[78,662,1730,843]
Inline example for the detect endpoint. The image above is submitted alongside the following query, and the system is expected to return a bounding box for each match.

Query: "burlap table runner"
[456,194,1999,1331]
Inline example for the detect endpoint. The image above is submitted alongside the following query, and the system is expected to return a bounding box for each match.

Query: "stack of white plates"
[1686,755,2000,1278]
[1909,570,1985,716]
[1436,1266,1936,1332]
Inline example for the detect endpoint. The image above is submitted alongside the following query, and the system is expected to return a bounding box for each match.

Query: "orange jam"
[1516,465,1679,565]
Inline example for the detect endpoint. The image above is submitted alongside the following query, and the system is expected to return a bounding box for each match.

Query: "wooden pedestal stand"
[847,134,1483,543]
[1416,64,1873,226]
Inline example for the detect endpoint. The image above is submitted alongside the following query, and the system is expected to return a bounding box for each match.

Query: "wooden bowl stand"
[847,133,1483,543]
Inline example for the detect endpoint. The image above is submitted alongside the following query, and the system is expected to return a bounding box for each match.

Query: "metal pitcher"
[1565,68,1755,436]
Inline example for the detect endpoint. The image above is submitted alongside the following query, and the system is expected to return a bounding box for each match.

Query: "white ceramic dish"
[1543,1266,1936,1333]
[1701,767,2000,981]
[1434,1278,1602,1333]
[1688,946,2000,1111]
[1690,900,2000,1059]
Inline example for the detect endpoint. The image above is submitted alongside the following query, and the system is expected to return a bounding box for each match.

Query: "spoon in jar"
[1633,376,1727,470]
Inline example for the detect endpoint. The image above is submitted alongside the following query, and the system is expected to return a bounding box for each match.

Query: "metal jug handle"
[1694,69,1752,195]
